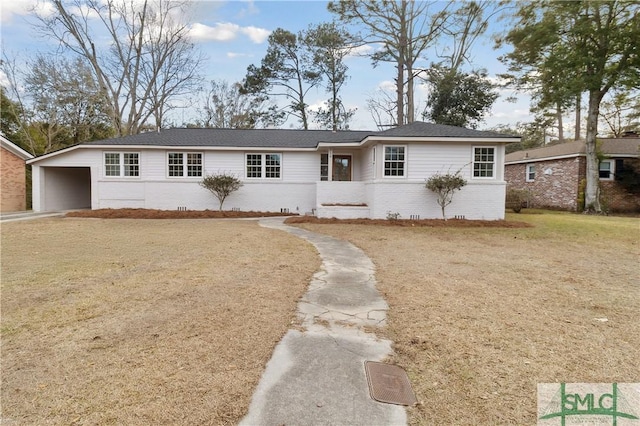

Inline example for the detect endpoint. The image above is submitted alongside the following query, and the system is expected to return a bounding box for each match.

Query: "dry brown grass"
[292,211,640,425]
[1,218,319,425]
[3,211,638,425]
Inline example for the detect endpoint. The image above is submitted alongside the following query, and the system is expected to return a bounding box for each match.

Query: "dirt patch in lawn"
[293,212,640,425]
[1,218,319,425]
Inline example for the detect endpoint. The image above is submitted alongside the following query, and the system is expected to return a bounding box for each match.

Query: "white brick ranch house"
[27,122,519,220]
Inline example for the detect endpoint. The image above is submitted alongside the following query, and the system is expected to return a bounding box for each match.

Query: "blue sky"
[0,0,535,130]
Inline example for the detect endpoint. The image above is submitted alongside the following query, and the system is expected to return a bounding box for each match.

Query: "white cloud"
[227,52,251,58]
[377,80,396,92]
[308,100,328,112]
[240,26,270,44]
[189,22,240,42]
[0,70,9,87]
[189,22,270,44]
[344,44,373,58]
[1,2,30,24]
[1,0,56,24]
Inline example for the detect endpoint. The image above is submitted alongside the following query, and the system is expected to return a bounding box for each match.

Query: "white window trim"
[382,144,407,179]
[103,152,140,178]
[166,152,203,178]
[471,146,497,179]
[526,164,535,182]
[245,153,282,180]
[599,159,615,181]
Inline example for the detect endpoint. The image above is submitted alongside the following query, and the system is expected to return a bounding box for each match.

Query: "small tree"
[200,173,243,211]
[425,170,467,220]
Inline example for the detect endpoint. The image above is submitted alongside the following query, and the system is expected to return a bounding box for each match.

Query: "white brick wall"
[31,143,508,219]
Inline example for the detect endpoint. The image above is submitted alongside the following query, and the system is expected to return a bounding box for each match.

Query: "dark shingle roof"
[376,121,517,138]
[84,128,375,149]
[505,138,640,163]
[82,122,517,149]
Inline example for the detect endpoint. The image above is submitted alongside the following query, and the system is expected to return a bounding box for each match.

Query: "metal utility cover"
[364,361,417,406]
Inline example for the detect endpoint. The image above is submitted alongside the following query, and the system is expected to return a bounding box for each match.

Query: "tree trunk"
[396,0,406,126]
[574,93,581,140]
[584,90,603,213]
[556,102,564,142]
[396,54,405,126]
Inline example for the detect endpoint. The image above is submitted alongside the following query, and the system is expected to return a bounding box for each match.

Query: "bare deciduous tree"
[36,0,203,136]
[329,0,451,126]
[200,80,284,129]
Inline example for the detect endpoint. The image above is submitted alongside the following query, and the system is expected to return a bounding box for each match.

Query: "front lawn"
[294,211,639,424]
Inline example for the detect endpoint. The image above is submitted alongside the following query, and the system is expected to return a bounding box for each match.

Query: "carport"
[38,167,91,211]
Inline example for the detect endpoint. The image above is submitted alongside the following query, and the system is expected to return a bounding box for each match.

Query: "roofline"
[1,136,34,160]
[505,152,639,165]
[361,136,521,144]
[27,144,82,164]
[27,144,320,164]
[27,134,522,164]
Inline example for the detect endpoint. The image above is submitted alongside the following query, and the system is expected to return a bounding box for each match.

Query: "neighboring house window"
[473,147,495,178]
[246,153,281,179]
[384,145,405,177]
[104,152,139,177]
[320,154,328,181]
[599,160,614,180]
[168,152,202,177]
[526,164,536,182]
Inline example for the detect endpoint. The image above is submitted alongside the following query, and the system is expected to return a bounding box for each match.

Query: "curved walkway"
[240,217,406,425]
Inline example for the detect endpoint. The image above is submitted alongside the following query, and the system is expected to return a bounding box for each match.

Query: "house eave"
[505,152,639,165]
[26,144,319,164]
[1,136,34,160]
[360,136,520,145]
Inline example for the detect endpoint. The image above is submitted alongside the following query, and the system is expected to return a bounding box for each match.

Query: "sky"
[0,0,536,131]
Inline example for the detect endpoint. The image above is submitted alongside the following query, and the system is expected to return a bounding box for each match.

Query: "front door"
[332,155,352,181]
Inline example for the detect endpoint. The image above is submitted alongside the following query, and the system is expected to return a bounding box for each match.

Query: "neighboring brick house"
[1,135,34,212]
[505,137,640,213]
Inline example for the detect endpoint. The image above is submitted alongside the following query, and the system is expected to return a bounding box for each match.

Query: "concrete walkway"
[0,211,65,223]
[240,217,406,426]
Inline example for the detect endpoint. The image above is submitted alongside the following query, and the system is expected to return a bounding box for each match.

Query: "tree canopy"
[423,67,498,129]
[241,28,321,129]
[499,0,640,213]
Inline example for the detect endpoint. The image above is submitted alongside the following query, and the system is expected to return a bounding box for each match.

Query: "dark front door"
[332,155,352,181]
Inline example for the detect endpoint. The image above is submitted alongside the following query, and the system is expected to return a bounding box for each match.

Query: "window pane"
[599,161,611,179]
[527,165,535,180]
[246,154,262,178]
[105,153,120,176]
[123,153,139,177]
[265,154,281,178]
[473,147,494,178]
[320,153,328,181]
[384,146,405,177]
[187,153,202,177]
[168,153,183,177]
